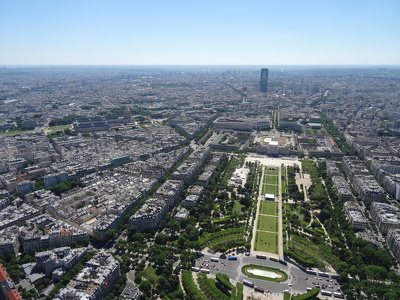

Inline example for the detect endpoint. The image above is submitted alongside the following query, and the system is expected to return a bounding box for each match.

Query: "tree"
[240,195,251,208]
[303,209,311,222]
[154,252,167,266]
[364,265,387,281]
[385,289,400,300]
[167,220,181,237]
[155,233,169,246]
[318,209,331,223]
[19,253,35,264]
[35,177,45,190]
[21,289,38,300]
[105,228,117,240]
[177,234,187,248]
[180,250,196,269]
[140,280,152,297]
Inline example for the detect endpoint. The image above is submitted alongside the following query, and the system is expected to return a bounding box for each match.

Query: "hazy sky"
[1,0,399,65]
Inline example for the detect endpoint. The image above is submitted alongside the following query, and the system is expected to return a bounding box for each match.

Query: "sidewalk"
[244,289,284,300]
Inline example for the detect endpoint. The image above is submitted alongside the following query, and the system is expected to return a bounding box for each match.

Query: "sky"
[0,0,399,66]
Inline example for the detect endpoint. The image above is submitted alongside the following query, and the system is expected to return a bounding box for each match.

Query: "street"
[193,252,341,299]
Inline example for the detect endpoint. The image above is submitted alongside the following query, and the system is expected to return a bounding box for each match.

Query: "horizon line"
[1,64,400,68]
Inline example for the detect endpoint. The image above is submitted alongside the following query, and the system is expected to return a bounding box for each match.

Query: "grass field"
[0,130,27,135]
[262,167,279,196]
[255,231,278,253]
[262,184,277,195]
[264,175,278,185]
[305,129,328,135]
[48,124,72,132]
[254,166,280,254]
[257,215,278,232]
[233,200,244,215]
[259,201,278,216]
[265,169,279,176]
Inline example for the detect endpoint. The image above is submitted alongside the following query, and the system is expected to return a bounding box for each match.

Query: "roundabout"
[241,264,288,282]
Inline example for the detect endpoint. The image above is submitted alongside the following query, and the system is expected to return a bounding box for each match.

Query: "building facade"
[370,202,400,235]
[260,68,269,92]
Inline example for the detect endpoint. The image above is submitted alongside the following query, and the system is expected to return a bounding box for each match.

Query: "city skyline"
[1,0,400,66]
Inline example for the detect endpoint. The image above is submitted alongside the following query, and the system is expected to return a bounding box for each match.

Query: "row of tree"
[289,160,400,299]
[319,112,357,155]
[49,115,81,126]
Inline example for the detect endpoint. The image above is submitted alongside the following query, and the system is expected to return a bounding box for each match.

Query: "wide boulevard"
[194,252,341,298]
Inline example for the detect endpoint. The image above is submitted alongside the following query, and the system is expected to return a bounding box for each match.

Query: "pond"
[247,268,282,279]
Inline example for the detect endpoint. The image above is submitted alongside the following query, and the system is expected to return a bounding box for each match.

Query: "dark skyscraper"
[260,68,268,92]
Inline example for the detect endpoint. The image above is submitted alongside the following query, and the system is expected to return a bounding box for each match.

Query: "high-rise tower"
[260,68,268,92]
[123,105,132,124]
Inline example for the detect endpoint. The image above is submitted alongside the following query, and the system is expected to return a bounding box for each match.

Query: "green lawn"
[262,184,277,195]
[257,215,278,232]
[48,124,72,132]
[265,168,279,176]
[0,130,26,135]
[233,200,244,215]
[142,266,162,283]
[264,175,278,185]
[305,129,328,135]
[259,201,277,216]
[255,231,278,253]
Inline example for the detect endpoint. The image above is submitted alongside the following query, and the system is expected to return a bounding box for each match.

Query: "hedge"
[198,227,245,247]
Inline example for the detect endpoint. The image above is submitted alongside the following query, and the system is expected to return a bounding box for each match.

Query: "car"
[245,251,250,256]
[288,284,292,287]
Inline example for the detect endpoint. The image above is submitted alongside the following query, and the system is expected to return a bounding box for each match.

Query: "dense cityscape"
[0,65,400,300]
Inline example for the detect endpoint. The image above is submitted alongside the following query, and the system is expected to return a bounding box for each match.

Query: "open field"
[259,201,278,216]
[47,124,72,132]
[265,169,279,176]
[233,200,244,214]
[255,231,278,253]
[264,174,278,185]
[305,129,328,135]
[257,215,278,232]
[262,184,278,196]
[0,130,26,135]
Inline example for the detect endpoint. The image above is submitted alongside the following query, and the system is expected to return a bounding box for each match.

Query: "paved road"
[194,253,342,298]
